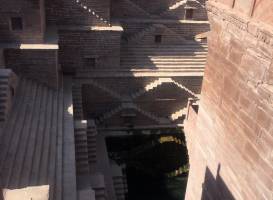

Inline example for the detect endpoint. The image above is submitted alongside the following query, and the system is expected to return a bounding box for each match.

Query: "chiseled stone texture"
[4,49,59,88]
[59,29,121,73]
[185,0,273,199]
[0,0,45,43]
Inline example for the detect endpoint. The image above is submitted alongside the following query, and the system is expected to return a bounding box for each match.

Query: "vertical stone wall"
[59,28,122,73]
[0,0,45,43]
[4,49,59,88]
[185,0,273,199]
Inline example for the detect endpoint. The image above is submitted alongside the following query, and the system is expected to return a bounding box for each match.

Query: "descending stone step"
[121,43,208,70]
[170,108,188,121]
[88,79,123,100]
[77,187,96,200]
[160,0,187,17]
[131,78,172,98]
[90,173,107,200]
[87,120,98,165]
[72,84,84,120]
[75,120,90,176]
[126,24,157,43]
[0,69,18,125]
[0,75,77,200]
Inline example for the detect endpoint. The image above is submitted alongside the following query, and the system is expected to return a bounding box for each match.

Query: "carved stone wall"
[4,49,59,88]
[0,0,45,43]
[185,0,273,199]
[58,28,122,73]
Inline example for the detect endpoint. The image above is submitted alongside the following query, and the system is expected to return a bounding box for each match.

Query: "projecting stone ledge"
[58,25,124,32]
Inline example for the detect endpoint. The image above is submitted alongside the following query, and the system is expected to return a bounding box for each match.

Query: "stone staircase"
[125,24,157,44]
[113,176,126,200]
[72,84,84,119]
[97,104,126,123]
[74,0,111,26]
[88,79,123,100]
[154,23,188,42]
[87,120,98,165]
[90,173,107,200]
[169,0,188,10]
[0,76,77,200]
[123,0,153,18]
[170,107,188,121]
[131,78,172,98]
[127,103,170,124]
[0,69,17,125]
[111,164,128,200]
[74,120,90,176]
[77,187,96,200]
[160,0,187,17]
[121,43,208,71]
[98,102,169,125]
[124,23,187,44]
[172,80,198,97]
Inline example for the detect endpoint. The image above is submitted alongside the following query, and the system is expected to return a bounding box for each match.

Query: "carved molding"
[207,1,273,47]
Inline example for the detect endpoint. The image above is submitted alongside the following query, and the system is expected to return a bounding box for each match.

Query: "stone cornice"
[206,1,273,47]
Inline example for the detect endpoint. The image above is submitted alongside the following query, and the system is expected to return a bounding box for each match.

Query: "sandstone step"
[2,79,33,187]
[0,78,28,186]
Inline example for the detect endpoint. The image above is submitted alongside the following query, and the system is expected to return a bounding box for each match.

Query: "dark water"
[127,166,188,200]
[106,132,189,200]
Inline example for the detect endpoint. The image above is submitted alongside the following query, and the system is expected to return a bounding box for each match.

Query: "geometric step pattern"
[97,102,170,125]
[74,120,90,177]
[77,187,96,200]
[111,164,128,200]
[72,84,84,119]
[159,0,187,17]
[121,43,208,71]
[87,120,98,165]
[126,24,157,43]
[0,76,77,200]
[74,0,111,26]
[76,76,198,128]
[113,176,126,200]
[131,77,198,99]
[90,173,107,200]
[0,69,18,125]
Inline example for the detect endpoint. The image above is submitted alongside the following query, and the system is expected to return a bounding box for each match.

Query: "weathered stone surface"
[0,0,45,43]
[185,0,273,199]
[3,185,49,200]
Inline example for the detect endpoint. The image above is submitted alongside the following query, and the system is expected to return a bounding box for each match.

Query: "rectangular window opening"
[185,9,194,20]
[11,17,23,31]
[155,35,162,43]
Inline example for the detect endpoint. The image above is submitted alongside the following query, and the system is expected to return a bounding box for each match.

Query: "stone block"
[240,50,269,82]
[3,185,49,200]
